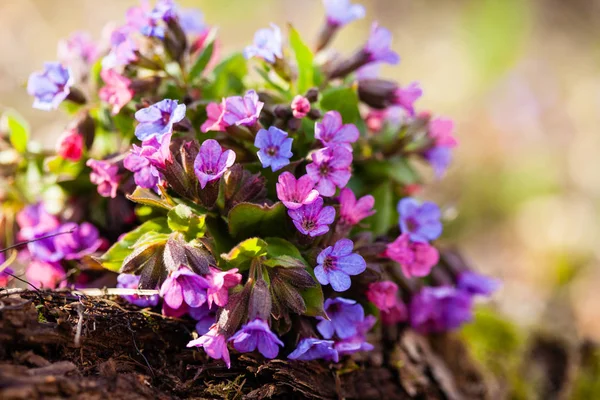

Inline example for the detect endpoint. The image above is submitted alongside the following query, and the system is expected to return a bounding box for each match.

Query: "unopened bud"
[357,79,398,109]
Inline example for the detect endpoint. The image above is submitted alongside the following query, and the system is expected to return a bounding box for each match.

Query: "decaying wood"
[0,290,489,399]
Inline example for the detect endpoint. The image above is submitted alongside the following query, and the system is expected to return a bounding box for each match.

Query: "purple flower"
[276,172,319,210]
[397,197,442,243]
[134,99,186,141]
[306,147,352,197]
[87,159,120,198]
[159,266,209,310]
[193,139,236,189]
[229,319,284,359]
[179,8,206,35]
[190,304,216,336]
[323,0,365,27]
[334,315,376,355]
[317,297,365,339]
[457,272,501,297]
[102,26,138,69]
[58,31,99,65]
[314,239,366,292]
[16,203,60,241]
[124,133,172,189]
[243,24,283,63]
[54,222,102,260]
[222,90,264,127]
[117,273,160,307]
[314,111,359,151]
[425,146,452,178]
[205,267,242,307]
[0,267,13,287]
[410,286,473,333]
[26,260,65,289]
[140,0,176,38]
[338,188,375,226]
[288,338,339,362]
[28,233,63,262]
[288,197,335,237]
[364,23,399,65]
[255,126,293,172]
[187,325,231,368]
[393,82,422,116]
[27,62,73,111]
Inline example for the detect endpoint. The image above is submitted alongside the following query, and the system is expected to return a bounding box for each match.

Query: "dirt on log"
[0,289,489,399]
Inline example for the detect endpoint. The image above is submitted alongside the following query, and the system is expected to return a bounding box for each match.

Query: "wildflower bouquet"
[0,0,499,368]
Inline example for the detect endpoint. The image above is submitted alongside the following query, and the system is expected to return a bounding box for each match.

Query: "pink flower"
[86,159,120,198]
[99,69,133,115]
[314,111,359,151]
[338,188,374,226]
[393,82,422,116]
[160,266,209,310]
[276,172,319,210]
[381,302,408,325]
[291,95,311,119]
[56,129,83,161]
[366,281,398,311]
[187,325,231,368]
[206,267,242,307]
[26,260,66,289]
[306,146,352,197]
[222,90,264,127]
[384,234,439,278]
[201,101,227,133]
[428,117,457,148]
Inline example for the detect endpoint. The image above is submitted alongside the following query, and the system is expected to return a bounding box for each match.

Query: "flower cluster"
[0,0,500,370]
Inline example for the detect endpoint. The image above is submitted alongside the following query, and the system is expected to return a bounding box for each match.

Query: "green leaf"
[167,204,206,240]
[365,182,395,236]
[45,155,83,181]
[288,25,314,94]
[5,110,30,153]
[204,53,248,98]
[189,41,214,82]
[300,266,325,317]
[97,218,169,271]
[221,237,268,271]
[265,237,303,259]
[320,86,361,126]
[227,202,288,239]
[127,187,174,210]
[362,157,419,186]
[263,255,307,269]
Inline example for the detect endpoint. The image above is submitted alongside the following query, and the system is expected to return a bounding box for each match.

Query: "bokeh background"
[1,0,599,340]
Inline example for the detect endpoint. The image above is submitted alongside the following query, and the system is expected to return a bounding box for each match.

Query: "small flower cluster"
[0,0,499,369]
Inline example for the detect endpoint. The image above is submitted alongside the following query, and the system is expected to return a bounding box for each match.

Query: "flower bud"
[291,95,311,119]
[249,278,272,321]
[56,129,83,162]
[357,79,397,109]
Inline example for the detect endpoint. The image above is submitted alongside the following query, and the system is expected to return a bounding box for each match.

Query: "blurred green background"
[1,0,599,340]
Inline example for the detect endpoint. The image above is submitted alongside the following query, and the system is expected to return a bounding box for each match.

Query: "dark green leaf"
[227,202,288,239]
[365,182,395,236]
[189,41,214,82]
[300,266,325,317]
[320,86,361,125]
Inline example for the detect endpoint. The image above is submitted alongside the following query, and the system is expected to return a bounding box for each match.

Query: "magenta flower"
[384,233,439,278]
[323,0,365,27]
[54,222,102,260]
[229,319,284,359]
[159,266,209,310]
[316,297,365,339]
[338,188,375,226]
[243,24,283,63]
[381,302,408,325]
[306,146,352,197]
[0,267,13,287]
[56,130,83,163]
[366,281,399,311]
[193,139,236,189]
[393,82,422,116]
[429,117,458,148]
[288,197,335,237]
[134,99,186,141]
[187,325,231,368]
[457,272,501,297]
[288,338,339,362]
[291,95,311,119]
[276,172,319,210]
[124,133,171,189]
[16,203,60,241]
[222,90,264,127]
[27,62,73,111]
[314,111,359,151]
[99,69,133,115]
[87,159,120,198]
[410,286,473,333]
[201,101,227,133]
[398,198,442,243]
[206,267,242,307]
[117,273,160,307]
[364,23,399,65]
[314,239,366,292]
[25,260,65,289]
[255,126,293,172]
[103,26,138,69]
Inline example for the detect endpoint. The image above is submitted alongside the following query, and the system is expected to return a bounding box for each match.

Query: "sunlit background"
[1,0,599,340]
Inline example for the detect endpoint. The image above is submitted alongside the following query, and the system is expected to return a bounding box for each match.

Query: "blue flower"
[397,197,442,243]
[243,24,283,63]
[229,319,284,359]
[316,297,365,339]
[314,239,366,292]
[134,99,186,141]
[425,146,452,178]
[457,272,501,297]
[27,62,73,111]
[255,126,293,172]
[409,286,473,333]
[288,338,339,362]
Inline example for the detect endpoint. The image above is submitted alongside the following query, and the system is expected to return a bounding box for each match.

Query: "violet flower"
[190,304,216,336]
[99,69,133,115]
[338,188,375,226]
[229,319,284,359]
[314,239,366,292]
[323,0,365,27]
[117,273,160,307]
[291,95,311,119]
[57,31,98,65]
[457,272,501,297]
[334,315,376,355]
[425,146,452,178]
[25,260,66,289]
[54,222,102,260]
[393,82,422,116]
[87,159,120,198]
[305,146,352,197]
[255,126,293,172]
[314,111,359,151]
[134,99,186,141]
[206,267,242,307]
[179,8,206,35]
[317,297,365,339]
[27,62,73,111]
[0,267,13,287]
[397,198,442,243]
[159,266,210,310]
[193,139,236,189]
[243,24,283,63]
[276,172,319,210]
[222,90,264,127]
[17,203,60,241]
[124,133,172,189]
[364,23,399,65]
[384,233,439,278]
[288,338,339,362]
[287,197,335,237]
[187,325,231,368]
[201,101,227,133]
[410,286,473,333]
